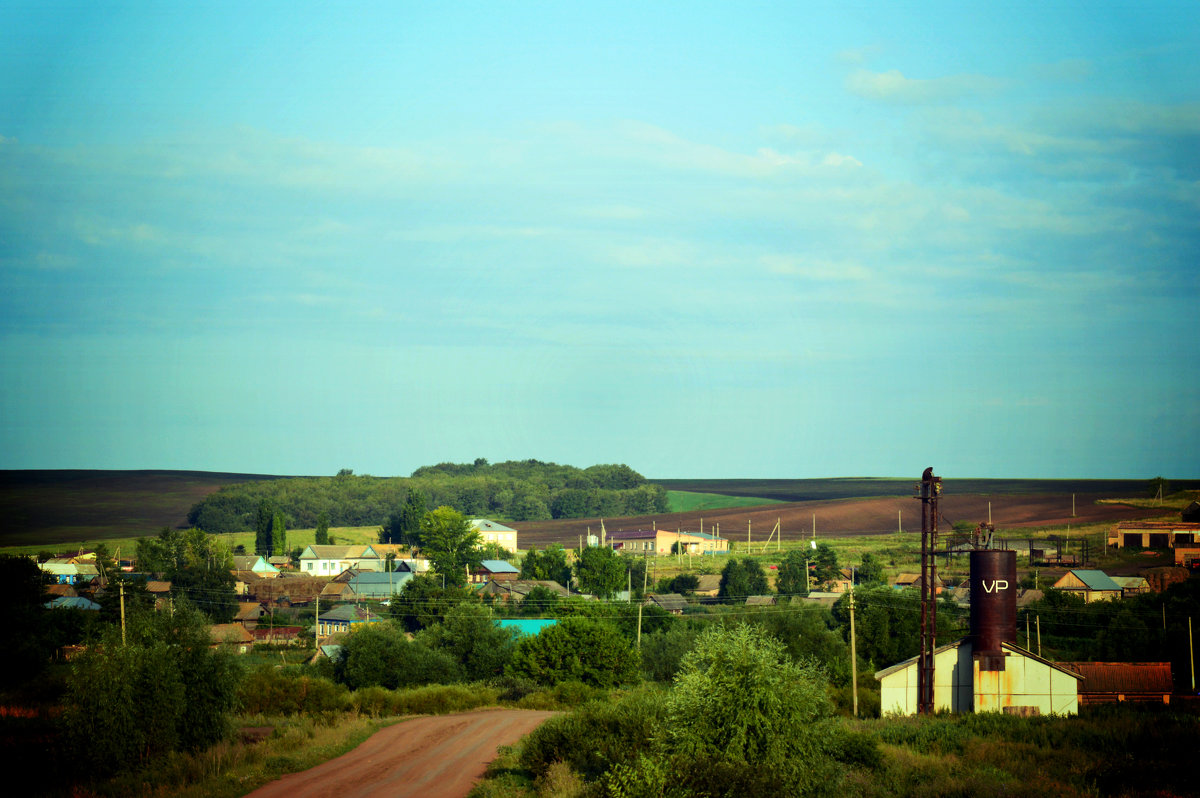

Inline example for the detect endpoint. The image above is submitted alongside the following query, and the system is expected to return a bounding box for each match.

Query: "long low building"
[606,529,728,555]
[1108,521,1200,549]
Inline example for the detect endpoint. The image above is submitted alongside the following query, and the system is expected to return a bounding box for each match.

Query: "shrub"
[391,683,500,715]
[507,617,639,687]
[336,623,462,689]
[518,687,669,781]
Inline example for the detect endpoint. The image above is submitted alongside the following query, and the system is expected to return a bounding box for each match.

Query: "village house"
[317,604,384,637]
[478,579,569,604]
[231,555,280,577]
[470,560,520,584]
[209,623,255,654]
[1052,570,1122,602]
[645,593,689,614]
[606,529,729,555]
[470,519,519,552]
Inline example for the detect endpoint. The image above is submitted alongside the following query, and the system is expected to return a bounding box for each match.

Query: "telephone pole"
[849,590,859,717]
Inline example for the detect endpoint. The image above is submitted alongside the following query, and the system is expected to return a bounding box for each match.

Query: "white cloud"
[845,68,1006,104]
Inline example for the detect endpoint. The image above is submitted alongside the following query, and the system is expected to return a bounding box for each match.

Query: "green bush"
[391,683,500,715]
[237,667,350,717]
[514,680,607,711]
[507,616,640,687]
[518,687,669,781]
[336,623,462,689]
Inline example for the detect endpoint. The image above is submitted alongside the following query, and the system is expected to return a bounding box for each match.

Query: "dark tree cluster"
[187,460,669,534]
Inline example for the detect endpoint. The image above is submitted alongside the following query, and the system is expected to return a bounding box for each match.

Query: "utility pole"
[637,602,643,648]
[119,582,126,646]
[1036,615,1042,658]
[849,590,858,717]
[747,519,751,549]
[812,514,816,540]
[627,569,632,602]
[315,592,321,648]
[1190,617,1195,692]
[898,511,902,534]
[914,467,942,715]
[1072,494,1076,517]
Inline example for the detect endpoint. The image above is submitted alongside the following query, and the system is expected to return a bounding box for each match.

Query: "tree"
[255,500,274,556]
[419,506,483,586]
[520,585,561,617]
[315,511,331,545]
[668,573,699,596]
[271,512,287,558]
[507,617,639,687]
[665,624,837,796]
[573,546,625,599]
[417,603,517,681]
[520,544,571,586]
[384,489,428,546]
[775,550,811,596]
[135,527,237,622]
[62,601,239,776]
[812,542,840,588]
[390,573,479,633]
[717,558,769,601]
[335,623,459,689]
[858,552,885,585]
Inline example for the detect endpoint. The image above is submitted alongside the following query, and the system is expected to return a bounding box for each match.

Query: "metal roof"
[1065,570,1122,592]
[470,519,516,532]
[479,560,519,573]
[1059,661,1173,694]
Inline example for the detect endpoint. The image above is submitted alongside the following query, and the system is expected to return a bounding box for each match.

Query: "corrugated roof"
[1059,662,1173,694]
[1066,570,1122,592]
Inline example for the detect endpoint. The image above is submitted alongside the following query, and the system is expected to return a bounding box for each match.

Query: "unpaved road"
[245,709,557,798]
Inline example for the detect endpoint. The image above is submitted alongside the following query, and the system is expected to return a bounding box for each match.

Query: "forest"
[186,460,669,534]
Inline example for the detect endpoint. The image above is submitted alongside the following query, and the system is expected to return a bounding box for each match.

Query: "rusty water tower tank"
[970,549,1017,668]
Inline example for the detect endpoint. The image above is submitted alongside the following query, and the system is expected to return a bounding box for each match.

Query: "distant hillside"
[0,470,280,546]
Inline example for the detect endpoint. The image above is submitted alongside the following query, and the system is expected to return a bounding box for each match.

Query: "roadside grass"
[666,490,782,513]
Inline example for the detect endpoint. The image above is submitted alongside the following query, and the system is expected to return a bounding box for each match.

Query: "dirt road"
[244,709,557,798]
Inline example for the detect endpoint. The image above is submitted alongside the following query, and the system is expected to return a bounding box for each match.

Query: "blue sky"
[1,1,1197,479]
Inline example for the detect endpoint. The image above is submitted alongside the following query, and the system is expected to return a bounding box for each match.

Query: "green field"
[666,490,783,513]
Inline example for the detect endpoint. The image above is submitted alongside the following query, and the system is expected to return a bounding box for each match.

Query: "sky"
[1,1,1197,480]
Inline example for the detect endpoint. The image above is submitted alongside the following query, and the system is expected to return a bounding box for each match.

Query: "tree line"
[187,459,668,534]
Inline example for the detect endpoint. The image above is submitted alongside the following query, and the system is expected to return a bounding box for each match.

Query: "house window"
[306,562,313,571]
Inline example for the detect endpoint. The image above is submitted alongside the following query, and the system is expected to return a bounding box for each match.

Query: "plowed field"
[516,493,1155,549]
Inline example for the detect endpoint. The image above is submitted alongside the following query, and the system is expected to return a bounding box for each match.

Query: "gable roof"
[646,593,689,612]
[318,604,383,623]
[300,545,374,560]
[746,595,778,606]
[1061,570,1121,592]
[45,596,101,611]
[209,623,254,644]
[470,519,516,533]
[479,579,569,597]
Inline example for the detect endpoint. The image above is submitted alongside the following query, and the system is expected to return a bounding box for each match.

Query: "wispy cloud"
[845,68,1007,104]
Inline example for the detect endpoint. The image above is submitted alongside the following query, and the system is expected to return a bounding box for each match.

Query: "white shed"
[876,638,1081,716]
